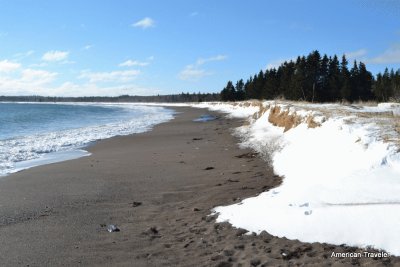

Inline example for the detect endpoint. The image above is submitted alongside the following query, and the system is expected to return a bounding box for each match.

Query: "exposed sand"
[0,107,397,266]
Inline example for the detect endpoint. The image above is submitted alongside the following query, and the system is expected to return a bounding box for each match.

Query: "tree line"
[221,50,400,102]
[0,92,220,103]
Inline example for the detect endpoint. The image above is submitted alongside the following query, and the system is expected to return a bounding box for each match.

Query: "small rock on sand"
[132,201,142,207]
[107,224,120,233]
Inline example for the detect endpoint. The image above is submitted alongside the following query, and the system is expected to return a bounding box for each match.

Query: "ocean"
[0,102,174,176]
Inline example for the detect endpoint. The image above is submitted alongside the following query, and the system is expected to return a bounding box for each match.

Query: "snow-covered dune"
[194,101,400,255]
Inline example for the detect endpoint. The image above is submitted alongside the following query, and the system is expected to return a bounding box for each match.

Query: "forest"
[0,92,220,103]
[220,50,400,103]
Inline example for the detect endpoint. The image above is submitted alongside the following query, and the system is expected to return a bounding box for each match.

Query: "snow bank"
[200,101,400,255]
[193,102,264,118]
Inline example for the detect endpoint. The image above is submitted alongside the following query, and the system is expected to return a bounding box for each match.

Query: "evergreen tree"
[349,60,360,101]
[318,54,330,102]
[235,79,246,100]
[262,69,279,99]
[327,55,341,102]
[340,55,351,101]
[220,50,394,103]
[393,69,400,100]
[357,62,373,101]
[220,81,236,101]
[279,61,295,99]
[253,70,265,99]
[305,50,321,102]
[244,76,255,99]
[290,56,307,100]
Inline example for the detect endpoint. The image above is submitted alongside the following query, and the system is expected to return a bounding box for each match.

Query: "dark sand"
[0,107,397,266]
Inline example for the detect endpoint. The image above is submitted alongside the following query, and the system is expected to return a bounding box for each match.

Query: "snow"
[196,101,400,255]
[194,102,261,118]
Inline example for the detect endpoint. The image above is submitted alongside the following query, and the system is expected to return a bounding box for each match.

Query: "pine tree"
[235,79,245,100]
[244,76,255,99]
[279,61,295,99]
[221,81,236,101]
[253,70,265,99]
[349,60,360,101]
[357,62,373,101]
[394,69,400,100]
[318,54,329,102]
[327,55,340,102]
[220,50,394,103]
[262,69,279,99]
[382,68,392,101]
[290,56,307,100]
[340,55,351,101]
[305,50,321,102]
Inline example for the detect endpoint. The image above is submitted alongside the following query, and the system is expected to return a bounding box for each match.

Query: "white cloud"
[53,82,161,97]
[119,59,149,67]
[30,62,48,67]
[83,44,93,50]
[42,50,69,62]
[21,69,57,83]
[196,55,227,65]
[345,49,368,60]
[0,68,57,95]
[132,17,155,29]
[0,60,21,72]
[366,44,400,64]
[178,65,210,81]
[0,59,155,96]
[178,54,227,81]
[79,69,140,83]
[13,50,35,59]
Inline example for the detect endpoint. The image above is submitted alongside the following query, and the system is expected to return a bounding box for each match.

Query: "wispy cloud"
[0,66,57,95]
[79,69,140,83]
[42,50,69,62]
[53,82,161,97]
[344,49,368,60]
[0,59,21,72]
[196,55,227,65]
[178,65,210,81]
[13,50,35,59]
[178,55,227,81]
[0,57,153,96]
[21,69,57,83]
[132,17,155,29]
[83,44,93,50]
[190,11,198,17]
[119,59,149,67]
[366,44,400,64]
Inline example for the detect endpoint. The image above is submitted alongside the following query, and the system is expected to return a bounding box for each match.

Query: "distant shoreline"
[0,92,220,103]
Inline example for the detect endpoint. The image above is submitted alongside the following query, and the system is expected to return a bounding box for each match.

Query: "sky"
[0,0,399,97]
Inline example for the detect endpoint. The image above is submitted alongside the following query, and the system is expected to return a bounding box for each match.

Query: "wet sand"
[0,107,397,266]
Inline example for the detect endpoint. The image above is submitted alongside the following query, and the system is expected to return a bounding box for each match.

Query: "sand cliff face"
[266,105,321,132]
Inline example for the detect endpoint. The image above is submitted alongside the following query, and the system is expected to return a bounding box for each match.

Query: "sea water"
[0,102,174,176]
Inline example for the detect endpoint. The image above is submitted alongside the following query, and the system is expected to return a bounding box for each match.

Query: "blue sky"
[0,0,399,96]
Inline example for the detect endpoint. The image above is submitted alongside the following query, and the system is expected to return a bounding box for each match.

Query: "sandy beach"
[0,106,397,267]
